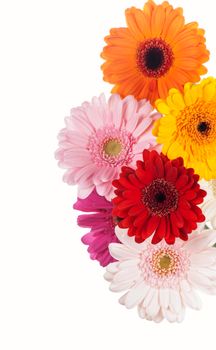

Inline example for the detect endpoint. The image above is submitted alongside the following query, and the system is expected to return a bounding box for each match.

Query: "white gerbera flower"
[104,226,216,323]
[200,180,216,229]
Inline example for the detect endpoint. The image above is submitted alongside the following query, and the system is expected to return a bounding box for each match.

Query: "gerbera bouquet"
[56,0,216,322]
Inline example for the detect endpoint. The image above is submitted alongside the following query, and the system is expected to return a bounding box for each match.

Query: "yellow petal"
[171,93,185,109]
[184,90,194,106]
[155,101,170,114]
[203,83,216,101]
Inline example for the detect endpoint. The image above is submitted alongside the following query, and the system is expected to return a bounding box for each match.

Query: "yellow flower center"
[103,139,122,156]
[159,255,171,269]
[151,249,180,276]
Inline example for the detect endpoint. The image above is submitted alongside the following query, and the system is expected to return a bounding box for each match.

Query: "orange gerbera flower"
[101,0,209,105]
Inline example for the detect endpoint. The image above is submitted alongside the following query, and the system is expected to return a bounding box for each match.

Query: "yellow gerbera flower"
[153,78,216,180]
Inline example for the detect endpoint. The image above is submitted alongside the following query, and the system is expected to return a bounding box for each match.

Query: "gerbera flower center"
[139,244,190,288]
[88,126,136,168]
[142,178,179,216]
[151,249,179,276]
[197,121,210,134]
[177,101,216,146]
[137,38,174,78]
[159,254,171,269]
[103,139,122,156]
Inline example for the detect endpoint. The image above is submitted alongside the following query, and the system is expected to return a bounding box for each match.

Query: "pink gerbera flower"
[73,190,119,267]
[56,94,160,200]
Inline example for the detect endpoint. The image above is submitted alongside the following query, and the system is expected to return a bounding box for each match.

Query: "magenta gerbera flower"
[73,190,119,267]
[56,94,160,200]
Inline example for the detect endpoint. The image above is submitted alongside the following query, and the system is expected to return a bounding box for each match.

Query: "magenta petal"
[74,190,120,266]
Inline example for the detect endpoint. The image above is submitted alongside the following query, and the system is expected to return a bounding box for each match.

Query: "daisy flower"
[200,180,216,229]
[154,78,216,180]
[104,226,216,323]
[112,150,206,244]
[101,0,209,105]
[56,94,159,200]
[73,190,119,267]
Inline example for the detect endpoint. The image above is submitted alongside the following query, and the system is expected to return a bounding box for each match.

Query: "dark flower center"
[197,121,210,134]
[142,178,179,216]
[145,47,164,71]
[137,38,174,78]
[154,192,166,203]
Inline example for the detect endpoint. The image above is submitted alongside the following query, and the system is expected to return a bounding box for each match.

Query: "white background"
[0,0,216,349]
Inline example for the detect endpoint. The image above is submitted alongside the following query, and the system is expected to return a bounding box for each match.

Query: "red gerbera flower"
[112,150,206,245]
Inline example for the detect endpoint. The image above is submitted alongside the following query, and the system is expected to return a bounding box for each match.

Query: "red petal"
[116,200,136,210]
[121,166,134,175]
[128,205,144,216]
[135,168,153,185]
[155,155,164,178]
[171,157,184,168]
[112,179,122,189]
[170,216,180,237]
[122,190,140,200]
[179,229,189,241]
[118,177,135,189]
[180,208,197,221]
[135,235,144,243]
[128,174,144,188]
[175,175,188,189]
[154,216,166,241]
[179,198,190,210]
[151,232,163,244]
[128,226,135,237]
[170,211,183,228]
[165,166,178,183]
[133,210,148,227]
[118,217,131,228]
[146,215,160,236]
[112,197,123,205]
[183,190,197,201]
[174,210,184,227]
[143,149,150,162]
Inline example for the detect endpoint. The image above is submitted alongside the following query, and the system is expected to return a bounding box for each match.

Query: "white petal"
[180,279,191,293]
[212,216,216,229]
[188,270,212,289]
[198,267,216,280]
[106,262,119,274]
[118,259,139,270]
[119,292,128,305]
[104,272,114,282]
[113,267,140,284]
[181,288,202,310]
[124,282,148,309]
[162,307,178,323]
[137,304,147,319]
[159,289,170,309]
[109,243,138,260]
[190,252,216,267]
[169,289,182,314]
[185,229,216,252]
[115,226,146,252]
[177,308,186,323]
[202,199,215,220]
[153,309,164,323]
[110,280,135,293]
[145,289,160,318]
[142,288,157,308]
